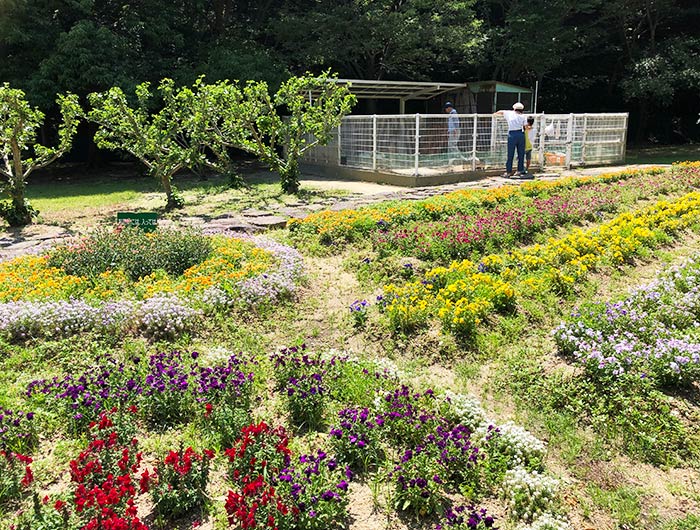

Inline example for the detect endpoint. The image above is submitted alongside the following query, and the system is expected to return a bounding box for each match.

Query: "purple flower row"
[554,255,700,385]
[26,350,253,431]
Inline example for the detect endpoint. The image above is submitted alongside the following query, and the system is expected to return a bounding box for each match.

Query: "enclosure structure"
[464,81,534,113]
[303,112,629,186]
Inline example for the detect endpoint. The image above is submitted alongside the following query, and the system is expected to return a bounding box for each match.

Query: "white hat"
[512,102,524,110]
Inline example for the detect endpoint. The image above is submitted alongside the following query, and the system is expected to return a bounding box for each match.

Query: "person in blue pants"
[494,102,532,179]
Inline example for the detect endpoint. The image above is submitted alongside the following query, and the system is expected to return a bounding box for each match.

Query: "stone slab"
[246,216,288,229]
[241,209,274,217]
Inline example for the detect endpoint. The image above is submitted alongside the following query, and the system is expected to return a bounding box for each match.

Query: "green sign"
[117,212,159,232]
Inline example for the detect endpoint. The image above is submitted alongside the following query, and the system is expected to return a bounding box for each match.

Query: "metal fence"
[303,113,628,175]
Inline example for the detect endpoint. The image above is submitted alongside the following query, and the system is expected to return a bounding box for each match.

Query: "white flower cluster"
[135,295,202,340]
[0,299,132,341]
[0,296,201,342]
[198,286,236,313]
[368,357,402,379]
[443,390,488,431]
[236,235,305,307]
[201,345,236,365]
[502,467,560,523]
[515,513,571,530]
[492,421,547,468]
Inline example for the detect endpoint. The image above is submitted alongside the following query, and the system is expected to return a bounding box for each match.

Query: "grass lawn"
[626,144,700,164]
[22,164,351,230]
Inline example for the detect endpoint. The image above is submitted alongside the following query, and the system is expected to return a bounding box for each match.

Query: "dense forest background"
[1,0,699,150]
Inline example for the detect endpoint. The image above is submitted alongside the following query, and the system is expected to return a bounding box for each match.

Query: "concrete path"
[0,164,668,262]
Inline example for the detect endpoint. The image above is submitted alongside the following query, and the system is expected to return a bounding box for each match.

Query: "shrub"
[48,226,212,281]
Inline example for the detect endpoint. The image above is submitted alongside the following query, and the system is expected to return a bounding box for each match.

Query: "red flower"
[21,465,33,487]
[204,403,213,418]
[139,470,151,493]
[203,449,215,460]
[54,499,66,511]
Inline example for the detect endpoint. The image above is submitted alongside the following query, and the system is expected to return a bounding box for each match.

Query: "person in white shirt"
[494,102,529,178]
[444,102,461,164]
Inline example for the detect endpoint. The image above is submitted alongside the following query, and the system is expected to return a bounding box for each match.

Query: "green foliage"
[0,84,81,225]
[149,446,213,520]
[0,198,38,227]
[208,71,356,194]
[586,485,642,527]
[274,0,482,79]
[622,37,700,104]
[46,226,212,281]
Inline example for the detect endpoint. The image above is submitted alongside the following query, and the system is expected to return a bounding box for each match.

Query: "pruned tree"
[210,72,356,194]
[0,83,81,226]
[88,80,200,210]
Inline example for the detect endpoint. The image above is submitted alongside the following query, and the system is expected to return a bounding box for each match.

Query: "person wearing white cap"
[494,102,531,178]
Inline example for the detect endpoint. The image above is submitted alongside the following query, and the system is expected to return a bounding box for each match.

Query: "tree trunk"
[159,171,181,210]
[635,101,649,145]
[279,157,300,194]
[3,138,33,226]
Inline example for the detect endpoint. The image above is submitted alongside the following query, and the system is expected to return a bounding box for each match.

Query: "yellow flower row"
[0,237,275,302]
[384,189,700,336]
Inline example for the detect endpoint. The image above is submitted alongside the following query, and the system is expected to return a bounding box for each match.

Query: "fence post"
[539,114,546,170]
[337,124,342,166]
[372,114,377,170]
[472,114,478,171]
[581,114,588,166]
[565,113,574,168]
[621,113,629,163]
[414,113,420,177]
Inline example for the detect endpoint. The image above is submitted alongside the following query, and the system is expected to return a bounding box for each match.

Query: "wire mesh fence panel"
[578,114,628,165]
[539,114,573,167]
[302,130,339,165]
[376,116,417,171]
[338,117,374,168]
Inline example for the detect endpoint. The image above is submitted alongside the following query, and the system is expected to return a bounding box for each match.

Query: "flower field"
[0,229,303,341]
[2,163,700,530]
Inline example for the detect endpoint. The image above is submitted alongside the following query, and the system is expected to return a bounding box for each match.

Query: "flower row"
[382,189,700,336]
[288,167,669,243]
[372,164,700,262]
[554,254,700,385]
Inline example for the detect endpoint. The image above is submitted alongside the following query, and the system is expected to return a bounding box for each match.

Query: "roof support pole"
[399,98,406,114]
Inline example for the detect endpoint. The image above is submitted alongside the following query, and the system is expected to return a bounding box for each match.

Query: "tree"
[88,80,200,210]
[0,83,81,226]
[209,72,356,194]
[273,0,482,81]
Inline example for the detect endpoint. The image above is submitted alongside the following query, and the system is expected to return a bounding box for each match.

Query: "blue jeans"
[507,130,525,173]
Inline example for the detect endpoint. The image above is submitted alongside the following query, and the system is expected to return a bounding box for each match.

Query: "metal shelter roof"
[326,79,467,100]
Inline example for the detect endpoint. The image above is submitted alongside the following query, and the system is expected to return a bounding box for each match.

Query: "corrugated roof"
[320,79,467,100]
